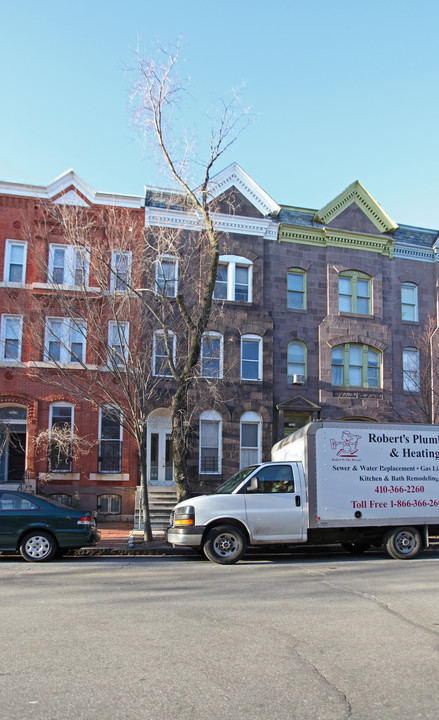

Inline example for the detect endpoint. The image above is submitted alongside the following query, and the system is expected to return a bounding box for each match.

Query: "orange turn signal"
[174,518,194,526]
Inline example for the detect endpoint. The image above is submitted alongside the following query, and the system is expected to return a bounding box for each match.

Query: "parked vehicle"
[167,421,439,564]
[0,490,100,561]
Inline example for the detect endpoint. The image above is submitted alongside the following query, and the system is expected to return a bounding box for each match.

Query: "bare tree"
[387,315,439,424]
[131,43,250,499]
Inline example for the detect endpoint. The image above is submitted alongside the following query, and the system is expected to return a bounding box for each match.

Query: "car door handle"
[295,496,301,507]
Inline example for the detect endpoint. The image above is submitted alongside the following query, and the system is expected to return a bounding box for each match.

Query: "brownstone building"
[0,169,438,521]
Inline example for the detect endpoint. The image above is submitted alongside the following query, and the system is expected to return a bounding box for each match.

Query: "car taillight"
[77,516,95,526]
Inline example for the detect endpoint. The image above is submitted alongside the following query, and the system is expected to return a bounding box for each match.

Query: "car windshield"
[213,466,258,494]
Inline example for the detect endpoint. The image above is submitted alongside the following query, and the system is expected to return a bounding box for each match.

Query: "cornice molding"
[0,171,144,209]
[393,244,437,263]
[314,181,398,234]
[279,225,395,257]
[207,163,280,216]
[145,207,278,240]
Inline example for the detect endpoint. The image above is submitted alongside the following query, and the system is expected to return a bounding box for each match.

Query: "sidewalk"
[74,522,194,557]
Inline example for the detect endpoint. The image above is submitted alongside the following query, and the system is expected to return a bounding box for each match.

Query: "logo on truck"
[330,430,361,458]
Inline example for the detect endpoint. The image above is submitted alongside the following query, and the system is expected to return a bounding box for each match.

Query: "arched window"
[241,335,262,381]
[339,271,371,314]
[240,412,261,468]
[199,410,222,474]
[331,344,381,388]
[200,332,223,378]
[98,494,121,514]
[287,341,306,384]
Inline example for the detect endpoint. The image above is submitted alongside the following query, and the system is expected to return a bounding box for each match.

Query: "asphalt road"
[1,549,439,720]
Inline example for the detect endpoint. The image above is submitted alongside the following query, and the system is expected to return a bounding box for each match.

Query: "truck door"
[243,463,306,542]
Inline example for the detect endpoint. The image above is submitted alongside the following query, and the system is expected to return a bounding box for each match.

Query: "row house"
[1,167,438,519]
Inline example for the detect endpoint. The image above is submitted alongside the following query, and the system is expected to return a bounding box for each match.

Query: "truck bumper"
[167,526,204,547]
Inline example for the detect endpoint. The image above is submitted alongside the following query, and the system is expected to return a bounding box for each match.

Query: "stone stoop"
[134,486,177,535]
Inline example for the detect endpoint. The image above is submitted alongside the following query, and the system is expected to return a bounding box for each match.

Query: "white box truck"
[167,422,439,564]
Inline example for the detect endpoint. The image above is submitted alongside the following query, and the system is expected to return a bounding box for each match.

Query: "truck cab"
[167,462,307,564]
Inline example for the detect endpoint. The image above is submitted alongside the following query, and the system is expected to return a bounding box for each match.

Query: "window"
[153,331,175,377]
[401,282,418,322]
[213,256,252,302]
[200,332,223,378]
[45,318,87,363]
[331,344,381,388]
[241,335,262,381]
[250,464,295,493]
[4,240,27,283]
[108,321,129,366]
[339,271,371,314]
[287,341,306,384]
[48,404,73,472]
[98,494,121,514]
[287,269,306,310]
[155,255,178,298]
[49,493,72,506]
[48,245,90,286]
[99,407,122,473]
[240,412,261,468]
[111,251,131,292]
[199,411,221,473]
[1,315,23,360]
[403,348,420,392]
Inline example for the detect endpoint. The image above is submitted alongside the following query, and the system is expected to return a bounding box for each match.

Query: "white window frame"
[401,282,418,322]
[287,341,306,384]
[4,240,27,284]
[213,255,252,303]
[152,330,176,377]
[200,332,223,379]
[108,321,129,366]
[111,251,132,292]
[98,406,123,473]
[0,314,23,361]
[403,347,420,392]
[199,410,222,474]
[48,244,90,286]
[241,334,262,381]
[48,402,74,472]
[44,317,87,364]
[155,255,178,298]
[240,411,262,468]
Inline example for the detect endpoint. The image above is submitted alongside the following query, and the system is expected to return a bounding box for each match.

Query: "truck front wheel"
[203,525,247,565]
[383,526,422,559]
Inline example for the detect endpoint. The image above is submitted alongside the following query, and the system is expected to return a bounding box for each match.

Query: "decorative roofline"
[314,180,398,234]
[279,225,395,257]
[145,207,278,240]
[206,163,280,216]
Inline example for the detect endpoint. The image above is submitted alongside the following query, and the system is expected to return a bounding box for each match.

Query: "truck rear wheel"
[203,525,247,565]
[383,526,422,559]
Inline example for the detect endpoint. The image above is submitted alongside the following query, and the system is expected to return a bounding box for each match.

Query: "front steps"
[134,486,177,535]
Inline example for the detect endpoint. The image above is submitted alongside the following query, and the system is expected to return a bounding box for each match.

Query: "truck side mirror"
[246,476,259,493]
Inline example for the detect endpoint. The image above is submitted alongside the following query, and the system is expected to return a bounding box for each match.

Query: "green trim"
[278,225,395,258]
[339,271,371,314]
[287,268,307,310]
[287,340,307,383]
[332,343,381,389]
[313,181,398,234]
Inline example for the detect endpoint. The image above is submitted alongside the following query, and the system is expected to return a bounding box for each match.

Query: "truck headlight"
[174,505,195,526]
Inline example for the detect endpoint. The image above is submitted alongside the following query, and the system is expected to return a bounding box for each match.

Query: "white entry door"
[147,409,174,486]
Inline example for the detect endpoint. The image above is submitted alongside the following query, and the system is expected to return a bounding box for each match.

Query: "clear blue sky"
[1,0,439,228]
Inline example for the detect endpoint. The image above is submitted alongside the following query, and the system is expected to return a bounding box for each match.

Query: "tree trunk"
[138,438,153,542]
[171,382,189,501]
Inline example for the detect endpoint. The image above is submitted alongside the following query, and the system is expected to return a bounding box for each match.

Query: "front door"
[147,409,174,486]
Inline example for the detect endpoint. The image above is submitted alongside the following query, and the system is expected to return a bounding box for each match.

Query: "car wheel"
[203,525,247,565]
[383,526,422,559]
[19,531,57,562]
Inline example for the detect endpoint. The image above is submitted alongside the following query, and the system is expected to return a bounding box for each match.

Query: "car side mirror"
[246,476,259,493]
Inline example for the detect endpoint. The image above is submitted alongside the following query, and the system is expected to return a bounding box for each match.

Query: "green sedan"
[0,490,100,562]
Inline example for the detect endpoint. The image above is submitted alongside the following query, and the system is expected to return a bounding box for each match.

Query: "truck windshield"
[213,466,258,494]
